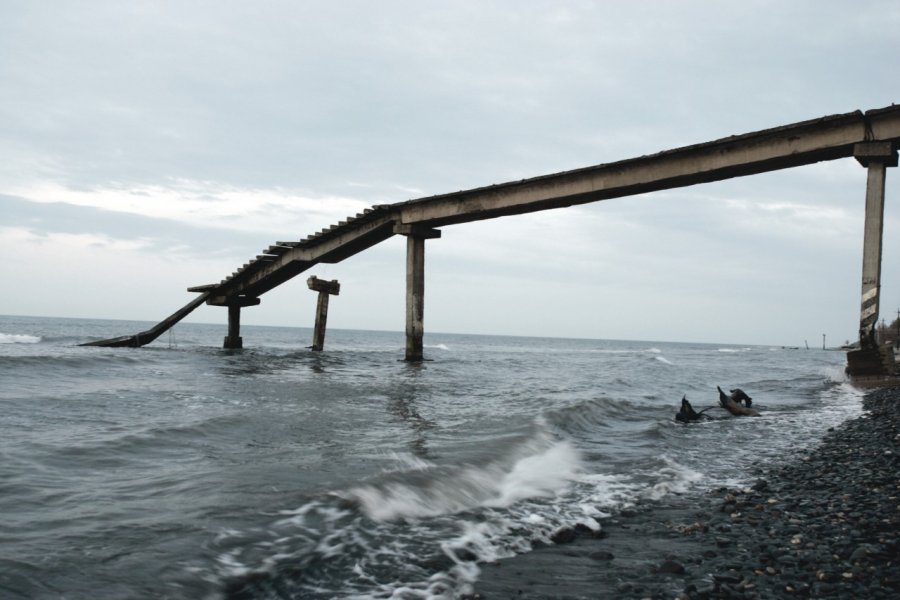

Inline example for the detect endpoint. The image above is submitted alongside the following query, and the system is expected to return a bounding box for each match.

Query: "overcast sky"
[2,0,899,346]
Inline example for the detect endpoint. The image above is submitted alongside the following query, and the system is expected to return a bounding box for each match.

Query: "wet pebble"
[673,388,900,600]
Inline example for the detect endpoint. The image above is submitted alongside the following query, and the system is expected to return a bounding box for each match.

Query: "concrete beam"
[393,223,442,238]
[866,105,900,141]
[393,108,900,227]
[199,104,900,309]
[207,296,261,307]
[80,291,211,348]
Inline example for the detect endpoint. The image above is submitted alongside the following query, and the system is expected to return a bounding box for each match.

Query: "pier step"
[215,205,391,289]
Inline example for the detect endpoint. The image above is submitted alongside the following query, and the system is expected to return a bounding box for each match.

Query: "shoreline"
[470,387,899,599]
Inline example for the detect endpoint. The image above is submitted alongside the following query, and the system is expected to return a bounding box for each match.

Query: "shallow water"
[0,315,861,599]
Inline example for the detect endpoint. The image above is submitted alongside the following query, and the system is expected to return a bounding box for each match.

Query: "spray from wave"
[0,333,41,344]
[347,435,581,521]
[206,431,587,599]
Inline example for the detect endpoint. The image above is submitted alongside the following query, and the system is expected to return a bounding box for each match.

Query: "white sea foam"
[489,441,581,507]
[646,455,705,499]
[654,355,673,365]
[577,455,706,509]
[349,438,581,521]
[822,363,850,384]
[425,343,450,351]
[0,333,41,344]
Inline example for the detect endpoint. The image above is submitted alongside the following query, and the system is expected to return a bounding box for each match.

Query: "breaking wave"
[0,333,41,344]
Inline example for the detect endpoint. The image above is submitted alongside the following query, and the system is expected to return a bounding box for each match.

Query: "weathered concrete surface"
[307,276,341,351]
[404,235,426,362]
[79,291,211,348]
[854,142,897,349]
[224,304,243,349]
[209,106,900,305]
[394,108,896,228]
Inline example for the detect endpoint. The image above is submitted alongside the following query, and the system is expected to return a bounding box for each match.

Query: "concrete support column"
[312,292,330,351]
[395,224,441,362]
[224,304,243,349]
[847,143,897,380]
[307,276,340,351]
[854,142,897,348]
[217,296,259,349]
[405,235,426,362]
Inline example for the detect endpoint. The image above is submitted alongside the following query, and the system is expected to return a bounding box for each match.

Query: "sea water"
[0,315,861,599]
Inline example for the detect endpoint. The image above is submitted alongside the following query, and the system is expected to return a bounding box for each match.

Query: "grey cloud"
[0,194,262,258]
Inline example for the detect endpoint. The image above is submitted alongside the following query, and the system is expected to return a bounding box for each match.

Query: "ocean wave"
[0,352,148,369]
[346,433,581,520]
[204,432,592,600]
[589,347,663,355]
[543,397,657,435]
[425,343,451,351]
[0,333,41,344]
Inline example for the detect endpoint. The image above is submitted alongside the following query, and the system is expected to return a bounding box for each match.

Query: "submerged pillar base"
[846,343,897,380]
[223,336,243,349]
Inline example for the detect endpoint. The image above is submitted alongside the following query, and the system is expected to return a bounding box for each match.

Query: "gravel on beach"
[471,387,900,599]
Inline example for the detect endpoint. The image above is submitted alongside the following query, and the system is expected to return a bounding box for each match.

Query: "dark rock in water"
[713,570,742,585]
[573,522,594,534]
[454,548,479,562]
[550,527,577,544]
[590,550,615,561]
[657,559,686,574]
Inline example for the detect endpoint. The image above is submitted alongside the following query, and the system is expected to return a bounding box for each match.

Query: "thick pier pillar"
[215,296,260,349]
[224,304,243,349]
[307,276,340,351]
[395,224,441,362]
[847,142,897,379]
[854,142,896,346]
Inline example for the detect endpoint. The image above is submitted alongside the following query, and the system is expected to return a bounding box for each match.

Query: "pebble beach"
[472,386,900,599]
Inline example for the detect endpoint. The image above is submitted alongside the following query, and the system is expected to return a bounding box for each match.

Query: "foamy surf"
[0,333,41,344]
[424,343,451,351]
[205,432,591,599]
[347,436,580,521]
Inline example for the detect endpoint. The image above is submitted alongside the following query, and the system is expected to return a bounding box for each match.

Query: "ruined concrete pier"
[82,105,900,378]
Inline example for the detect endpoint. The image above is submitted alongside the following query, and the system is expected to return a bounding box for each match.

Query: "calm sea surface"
[0,315,861,599]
